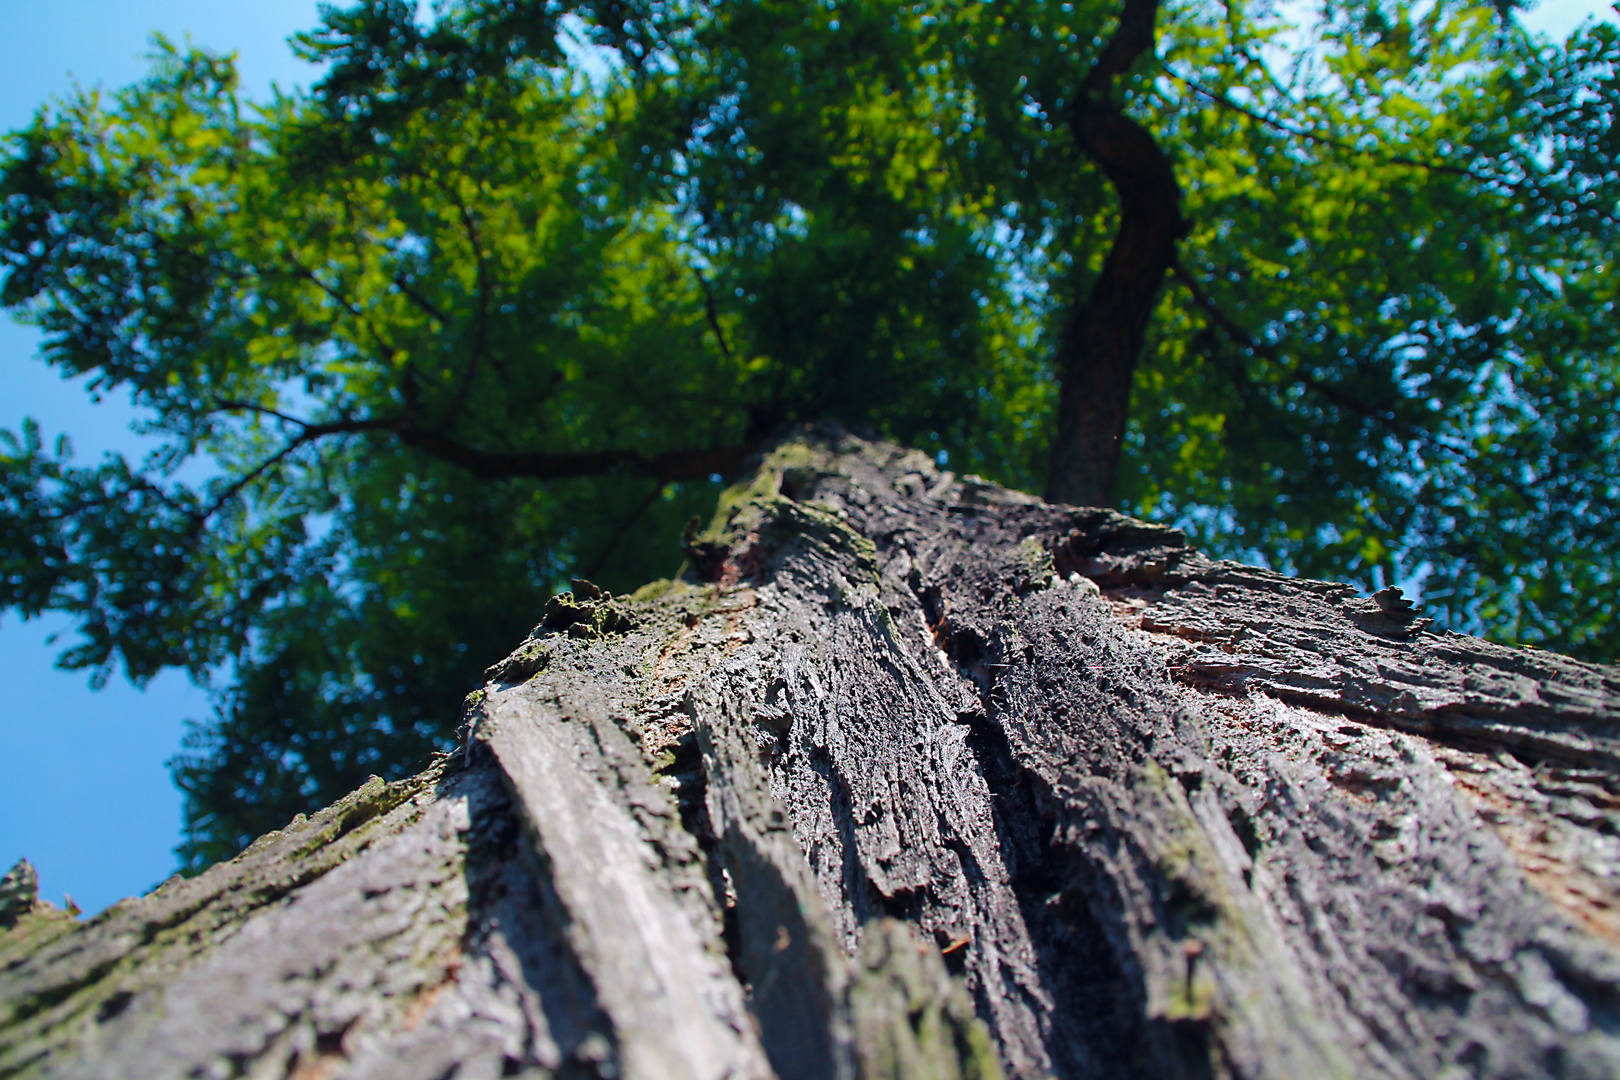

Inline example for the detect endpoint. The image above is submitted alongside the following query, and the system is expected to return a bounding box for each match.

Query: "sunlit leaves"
[1111,2,1620,657]
[2,0,1616,868]
[0,9,745,863]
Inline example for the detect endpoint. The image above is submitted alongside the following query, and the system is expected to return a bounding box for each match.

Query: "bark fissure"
[6,425,1619,1080]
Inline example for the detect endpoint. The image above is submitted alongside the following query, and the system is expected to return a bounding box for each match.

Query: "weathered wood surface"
[4,426,1619,1079]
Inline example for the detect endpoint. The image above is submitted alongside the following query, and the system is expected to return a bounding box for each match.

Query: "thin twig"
[1164,66,1512,189]
[206,405,759,486]
[187,413,397,534]
[581,481,666,581]
[439,183,491,429]
[694,268,735,361]
[185,437,313,536]
[393,274,450,325]
[1169,259,1410,433]
[280,256,408,369]
[210,399,312,428]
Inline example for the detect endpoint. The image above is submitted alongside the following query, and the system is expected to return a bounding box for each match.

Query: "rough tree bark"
[4,426,1619,1080]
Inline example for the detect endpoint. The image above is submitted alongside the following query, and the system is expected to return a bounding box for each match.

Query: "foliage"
[1130,0,1620,657]
[632,0,1618,650]
[0,29,748,862]
[0,0,1615,866]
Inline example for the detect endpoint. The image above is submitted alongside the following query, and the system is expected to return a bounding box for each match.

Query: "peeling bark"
[5,425,1619,1080]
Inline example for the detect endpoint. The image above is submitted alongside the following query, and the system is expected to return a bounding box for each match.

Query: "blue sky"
[0,0,1616,917]
[0,1,327,916]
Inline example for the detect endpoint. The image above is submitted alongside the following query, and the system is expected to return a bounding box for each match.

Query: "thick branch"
[392,426,756,484]
[206,400,755,485]
[1047,0,1186,508]
[1080,0,1160,96]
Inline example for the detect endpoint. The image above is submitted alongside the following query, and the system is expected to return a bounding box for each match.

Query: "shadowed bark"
[4,425,1619,1079]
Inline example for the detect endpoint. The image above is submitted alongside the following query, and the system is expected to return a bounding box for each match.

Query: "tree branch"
[391,426,757,484]
[186,438,313,537]
[280,256,411,371]
[1168,259,1414,435]
[288,261,365,321]
[392,273,450,325]
[1047,0,1187,506]
[209,399,315,428]
[1081,0,1161,97]
[191,406,397,533]
[1164,66,1517,191]
[205,403,759,488]
[580,480,667,581]
[439,185,492,430]
[694,268,735,362]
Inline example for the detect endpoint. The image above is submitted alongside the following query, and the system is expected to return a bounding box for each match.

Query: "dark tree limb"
[1169,260,1479,463]
[207,398,757,485]
[392,272,450,326]
[388,425,755,484]
[1165,67,1508,187]
[183,434,321,537]
[1047,0,1187,509]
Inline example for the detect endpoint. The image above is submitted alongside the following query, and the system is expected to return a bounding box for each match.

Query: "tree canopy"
[1,0,1616,866]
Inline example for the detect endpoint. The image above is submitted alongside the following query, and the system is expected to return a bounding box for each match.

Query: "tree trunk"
[5,425,1620,1080]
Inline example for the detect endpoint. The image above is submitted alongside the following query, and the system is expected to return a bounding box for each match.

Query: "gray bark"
[4,425,1619,1080]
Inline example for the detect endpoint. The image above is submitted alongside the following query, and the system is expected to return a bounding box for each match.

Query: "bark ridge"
[4,425,1619,1080]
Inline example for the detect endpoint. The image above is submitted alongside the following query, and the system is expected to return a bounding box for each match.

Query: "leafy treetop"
[1,0,1614,866]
